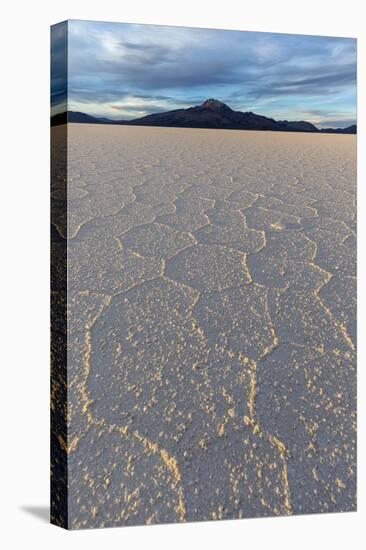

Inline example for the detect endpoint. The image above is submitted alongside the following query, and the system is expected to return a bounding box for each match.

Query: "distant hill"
[319,124,357,134]
[51,99,356,134]
[51,111,123,126]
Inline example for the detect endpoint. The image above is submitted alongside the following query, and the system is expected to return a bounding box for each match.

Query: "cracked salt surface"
[51,124,356,528]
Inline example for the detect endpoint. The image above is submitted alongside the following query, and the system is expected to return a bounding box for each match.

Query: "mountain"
[51,111,123,126]
[277,120,319,132]
[51,112,68,126]
[128,99,293,131]
[51,99,356,134]
[319,124,357,134]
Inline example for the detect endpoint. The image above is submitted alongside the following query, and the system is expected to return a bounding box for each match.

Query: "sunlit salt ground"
[52,124,356,528]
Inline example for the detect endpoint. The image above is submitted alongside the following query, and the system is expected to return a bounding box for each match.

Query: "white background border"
[1,1,364,548]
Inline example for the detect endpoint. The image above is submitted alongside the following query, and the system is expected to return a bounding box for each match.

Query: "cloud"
[51,21,68,114]
[317,119,356,128]
[54,20,356,123]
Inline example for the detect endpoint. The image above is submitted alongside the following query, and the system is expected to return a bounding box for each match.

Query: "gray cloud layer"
[51,21,356,125]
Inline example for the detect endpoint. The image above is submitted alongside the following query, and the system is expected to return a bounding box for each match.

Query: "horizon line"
[51,98,357,131]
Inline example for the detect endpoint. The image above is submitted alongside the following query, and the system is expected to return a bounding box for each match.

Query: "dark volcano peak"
[199,98,233,111]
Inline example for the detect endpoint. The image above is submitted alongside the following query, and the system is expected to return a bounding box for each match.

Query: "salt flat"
[52,124,356,528]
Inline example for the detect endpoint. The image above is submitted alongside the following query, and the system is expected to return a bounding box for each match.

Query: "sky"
[51,20,357,128]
